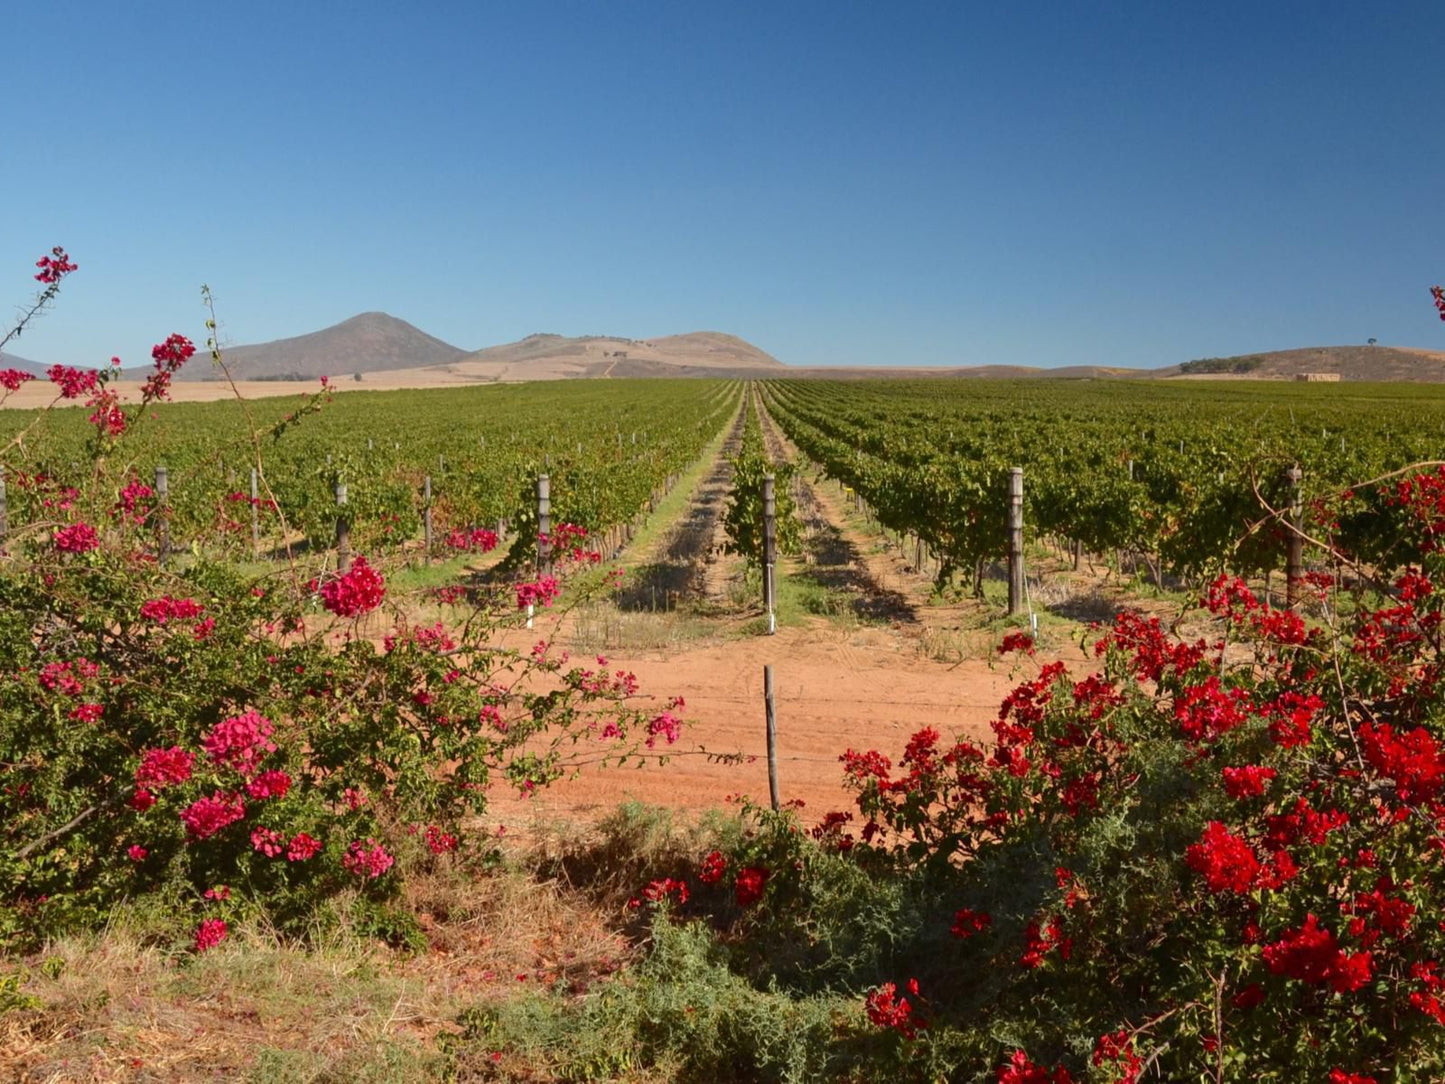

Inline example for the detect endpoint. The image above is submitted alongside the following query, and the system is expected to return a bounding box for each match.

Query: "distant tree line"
[1178,355,1265,375]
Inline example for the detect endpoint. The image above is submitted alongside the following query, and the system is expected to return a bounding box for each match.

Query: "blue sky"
[3,2,1441,369]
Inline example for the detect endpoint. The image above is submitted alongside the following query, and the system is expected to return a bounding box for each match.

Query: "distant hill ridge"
[1157,344,1445,382]
[0,351,47,378]
[174,315,785,382]
[178,312,468,381]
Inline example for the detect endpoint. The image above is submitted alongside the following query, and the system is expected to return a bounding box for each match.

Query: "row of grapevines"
[762,377,1445,581]
[0,379,742,558]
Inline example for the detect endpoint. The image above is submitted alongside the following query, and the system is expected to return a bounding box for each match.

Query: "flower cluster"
[342,838,395,879]
[135,746,194,789]
[864,979,924,1039]
[141,333,196,401]
[202,710,277,776]
[0,368,34,392]
[193,918,228,953]
[34,246,77,284]
[645,711,683,747]
[444,526,499,552]
[180,791,246,841]
[630,877,689,908]
[139,596,205,624]
[46,364,101,400]
[515,575,561,611]
[319,556,386,617]
[699,850,728,884]
[424,825,458,854]
[54,522,100,553]
[734,866,768,907]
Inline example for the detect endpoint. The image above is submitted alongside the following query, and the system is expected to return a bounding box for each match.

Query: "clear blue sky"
[3,2,1442,370]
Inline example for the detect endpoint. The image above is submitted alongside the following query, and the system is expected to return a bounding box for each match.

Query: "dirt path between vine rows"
[485,616,1037,833]
[611,408,746,614]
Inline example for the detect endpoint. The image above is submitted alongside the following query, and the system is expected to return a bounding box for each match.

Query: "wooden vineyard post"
[764,665,780,812]
[1007,467,1024,615]
[529,474,550,631]
[537,474,551,574]
[0,466,7,542]
[250,468,261,557]
[335,482,350,573]
[763,474,777,635]
[423,475,433,563]
[1285,465,1303,610]
[155,465,170,566]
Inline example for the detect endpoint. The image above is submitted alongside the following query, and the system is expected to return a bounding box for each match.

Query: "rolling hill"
[0,351,47,377]
[1156,345,1445,382]
[178,312,469,381]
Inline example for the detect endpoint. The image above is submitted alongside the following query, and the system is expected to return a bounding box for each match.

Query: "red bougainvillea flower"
[46,364,101,400]
[250,826,284,857]
[34,246,77,284]
[179,791,246,841]
[951,907,992,939]
[1185,821,1261,894]
[425,825,458,854]
[630,877,689,908]
[734,866,769,907]
[245,770,292,800]
[0,368,35,392]
[139,596,205,624]
[1432,284,1445,321]
[203,710,277,776]
[1329,1072,1377,1084]
[1262,913,1372,992]
[320,556,386,617]
[126,845,148,862]
[998,631,1036,656]
[1091,1030,1143,1083]
[699,850,727,884]
[997,1050,1075,1084]
[141,333,196,401]
[54,522,100,553]
[135,746,195,789]
[1359,722,1445,804]
[1222,765,1277,799]
[342,838,395,879]
[864,980,924,1039]
[194,918,228,953]
[286,832,321,861]
[645,711,683,747]
[515,575,561,611]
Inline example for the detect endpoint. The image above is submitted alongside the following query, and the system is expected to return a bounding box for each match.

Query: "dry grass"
[0,850,639,1083]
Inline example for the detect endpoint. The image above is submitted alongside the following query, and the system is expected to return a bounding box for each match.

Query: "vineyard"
[763,377,1445,587]
[7,264,1445,1081]
[0,379,740,562]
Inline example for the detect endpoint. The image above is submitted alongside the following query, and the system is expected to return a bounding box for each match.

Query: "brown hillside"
[0,351,46,378]
[432,330,785,382]
[179,312,468,381]
[1157,345,1445,382]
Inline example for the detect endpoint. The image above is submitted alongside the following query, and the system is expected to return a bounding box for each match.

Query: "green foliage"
[722,390,801,569]
[1179,355,1266,374]
[447,916,853,1084]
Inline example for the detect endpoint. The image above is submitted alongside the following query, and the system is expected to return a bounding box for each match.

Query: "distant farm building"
[1295,372,1341,382]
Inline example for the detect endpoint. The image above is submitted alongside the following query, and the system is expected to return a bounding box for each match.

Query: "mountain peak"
[182,312,468,381]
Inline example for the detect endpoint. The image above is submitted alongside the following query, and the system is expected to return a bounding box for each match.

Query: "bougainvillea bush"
[0,253,685,953]
[591,476,1445,1081]
[507,474,1445,1080]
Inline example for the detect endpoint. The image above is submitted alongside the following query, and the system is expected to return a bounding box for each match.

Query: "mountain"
[0,350,47,377]
[179,312,468,381]
[446,330,786,381]
[1156,345,1445,382]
